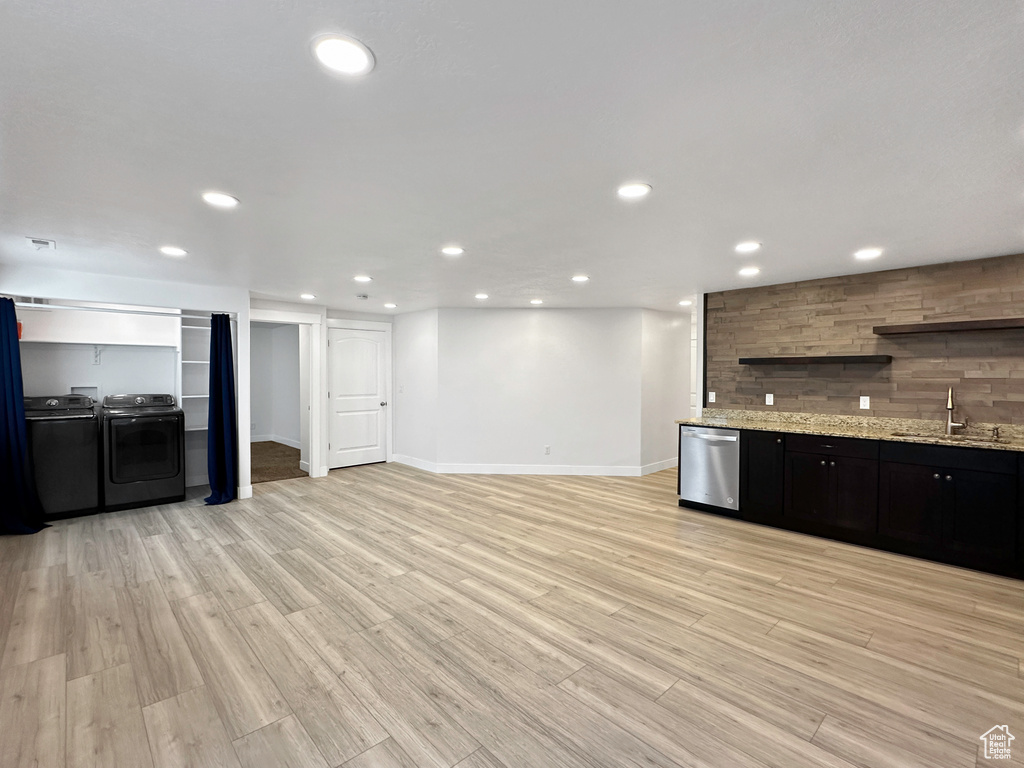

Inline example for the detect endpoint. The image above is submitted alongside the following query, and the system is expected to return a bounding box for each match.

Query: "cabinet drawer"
[880,441,1017,474]
[785,433,879,460]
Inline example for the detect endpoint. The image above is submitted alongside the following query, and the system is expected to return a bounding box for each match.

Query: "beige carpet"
[250,441,306,484]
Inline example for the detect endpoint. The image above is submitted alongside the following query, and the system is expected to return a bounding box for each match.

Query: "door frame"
[326,318,393,466]
[250,307,326,478]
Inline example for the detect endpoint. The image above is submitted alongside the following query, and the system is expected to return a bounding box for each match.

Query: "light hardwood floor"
[1,463,1022,767]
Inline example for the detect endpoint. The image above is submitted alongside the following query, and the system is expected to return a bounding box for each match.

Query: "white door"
[327,328,388,468]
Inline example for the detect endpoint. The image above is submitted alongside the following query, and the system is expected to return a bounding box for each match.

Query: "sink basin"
[889,431,1006,446]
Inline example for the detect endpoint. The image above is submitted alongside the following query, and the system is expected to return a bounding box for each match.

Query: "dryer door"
[109,415,182,483]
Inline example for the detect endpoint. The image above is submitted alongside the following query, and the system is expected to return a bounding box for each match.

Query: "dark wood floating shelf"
[739,354,893,365]
[873,317,1024,335]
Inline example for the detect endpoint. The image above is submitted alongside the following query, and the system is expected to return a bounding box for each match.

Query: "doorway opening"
[250,321,304,483]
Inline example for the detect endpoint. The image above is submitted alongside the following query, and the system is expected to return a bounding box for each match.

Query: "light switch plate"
[708,391,716,403]
[765,393,774,405]
[860,396,870,409]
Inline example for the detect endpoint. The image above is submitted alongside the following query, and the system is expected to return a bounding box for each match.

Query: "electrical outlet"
[860,396,870,410]
[708,391,716,403]
[544,445,551,455]
[765,393,774,406]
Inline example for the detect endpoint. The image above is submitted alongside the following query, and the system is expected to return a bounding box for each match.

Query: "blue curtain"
[205,314,238,505]
[0,298,46,533]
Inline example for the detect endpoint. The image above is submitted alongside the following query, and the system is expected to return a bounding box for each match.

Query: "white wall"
[250,323,300,448]
[435,308,643,473]
[20,343,177,401]
[640,310,691,471]
[392,309,439,467]
[2,264,253,497]
[250,325,275,438]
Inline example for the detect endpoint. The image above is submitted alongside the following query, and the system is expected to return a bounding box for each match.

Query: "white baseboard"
[299,460,310,472]
[237,484,253,499]
[640,458,677,475]
[391,455,645,476]
[251,434,301,450]
[391,454,439,473]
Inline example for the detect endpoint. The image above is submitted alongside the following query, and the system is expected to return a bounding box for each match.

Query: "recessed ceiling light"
[300,293,316,300]
[735,241,761,253]
[854,247,883,260]
[530,299,544,305]
[739,266,760,277]
[201,191,239,208]
[441,246,464,256]
[353,275,372,283]
[313,35,375,76]
[571,275,589,283]
[159,246,187,257]
[617,182,651,199]
[384,303,397,309]
[678,300,693,307]
[475,293,489,300]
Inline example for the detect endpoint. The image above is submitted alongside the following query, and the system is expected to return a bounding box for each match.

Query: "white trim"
[251,308,322,325]
[299,460,310,472]
[640,457,677,475]
[326,318,391,332]
[391,454,439,473]
[318,465,329,477]
[238,484,253,499]
[391,455,645,476]
[251,435,301,450]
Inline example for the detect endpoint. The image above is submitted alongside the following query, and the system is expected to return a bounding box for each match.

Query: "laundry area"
[12,299,237,521]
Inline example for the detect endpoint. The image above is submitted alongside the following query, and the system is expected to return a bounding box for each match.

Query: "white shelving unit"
[180,316,211,487]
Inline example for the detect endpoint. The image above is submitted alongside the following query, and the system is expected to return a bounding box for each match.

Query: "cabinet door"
[831,457,879,532]
[943,470,1016,563]
[784,451,830,523]
[878,462,943,546]
[740,431,785,522]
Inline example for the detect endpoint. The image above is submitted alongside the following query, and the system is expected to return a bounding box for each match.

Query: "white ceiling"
[1,1,1022,313]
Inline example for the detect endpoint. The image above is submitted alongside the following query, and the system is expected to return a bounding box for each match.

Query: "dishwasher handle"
[680,432,738,442]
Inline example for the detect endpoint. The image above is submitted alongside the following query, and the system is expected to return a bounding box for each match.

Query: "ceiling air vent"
[26,237,56,251]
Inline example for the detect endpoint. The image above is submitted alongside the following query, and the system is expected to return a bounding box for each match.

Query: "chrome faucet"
[945,387,967,435]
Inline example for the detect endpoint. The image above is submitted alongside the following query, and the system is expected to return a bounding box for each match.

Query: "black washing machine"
[101,394,186,511]
[24,395,100,520]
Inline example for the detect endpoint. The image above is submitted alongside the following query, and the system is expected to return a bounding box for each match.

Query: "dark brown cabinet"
[739,431,785,523]
[878,462,943,546]
[728,428,1022,577]
[880,460,1016,565]
[783,435,879,533]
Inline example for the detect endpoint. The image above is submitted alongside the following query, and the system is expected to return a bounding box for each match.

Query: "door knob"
[830,461,835,466]
[820,460,826,466]
[945,475,952,481]
[933,473,940,479]
[380,401,388,407]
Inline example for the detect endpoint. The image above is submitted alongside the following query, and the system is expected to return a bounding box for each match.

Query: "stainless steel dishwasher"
[677,425,740,512]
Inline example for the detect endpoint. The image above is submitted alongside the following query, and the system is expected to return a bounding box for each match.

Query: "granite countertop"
[676,409,1024,452]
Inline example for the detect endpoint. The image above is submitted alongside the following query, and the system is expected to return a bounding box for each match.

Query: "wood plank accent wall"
[704,253,1024,424]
